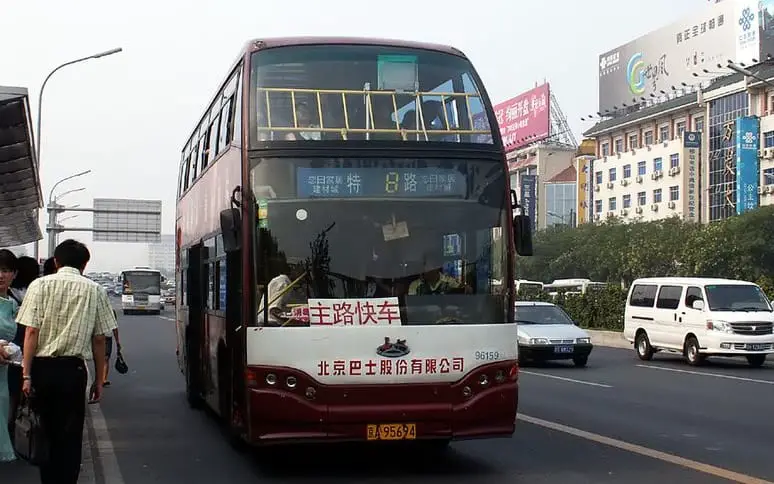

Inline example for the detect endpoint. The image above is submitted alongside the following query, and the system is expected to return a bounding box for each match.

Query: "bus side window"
[219,96,234,149]
[181,154,191,193]
[218,260,227,311]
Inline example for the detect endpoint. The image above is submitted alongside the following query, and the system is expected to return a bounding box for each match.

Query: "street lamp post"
[32,47,122,260]
[726,61,774,89]
[54,214,80,247]
[53,187,85,203]
[47,170,91,257]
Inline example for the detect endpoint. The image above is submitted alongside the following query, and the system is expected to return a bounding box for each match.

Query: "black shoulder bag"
[14,393,50,466]
[114,346,128,374]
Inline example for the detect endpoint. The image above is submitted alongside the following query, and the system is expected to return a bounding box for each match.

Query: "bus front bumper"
[242,361,519,445]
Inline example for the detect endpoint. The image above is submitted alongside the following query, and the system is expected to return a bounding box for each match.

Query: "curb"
[586,329,631,349]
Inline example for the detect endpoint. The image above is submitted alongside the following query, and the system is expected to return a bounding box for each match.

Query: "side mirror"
[691,299,705,311]
[220,208,242,253]
[513,214,533,256]
[510,189,518,209]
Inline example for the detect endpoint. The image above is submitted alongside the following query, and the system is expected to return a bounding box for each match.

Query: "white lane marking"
[89,403,126,484]
[520,370,613,388]
[158,316,175,321]
[636,364,774,385]
[518,414,774,484]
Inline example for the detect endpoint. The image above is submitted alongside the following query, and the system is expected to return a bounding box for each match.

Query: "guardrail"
[256,87,492,141]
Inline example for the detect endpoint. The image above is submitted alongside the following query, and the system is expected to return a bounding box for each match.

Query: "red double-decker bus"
[175,36,533,448]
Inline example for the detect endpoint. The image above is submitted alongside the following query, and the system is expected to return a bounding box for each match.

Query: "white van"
[623,277,774,367]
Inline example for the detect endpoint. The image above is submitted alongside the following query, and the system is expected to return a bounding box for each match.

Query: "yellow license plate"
[366,423,416,441]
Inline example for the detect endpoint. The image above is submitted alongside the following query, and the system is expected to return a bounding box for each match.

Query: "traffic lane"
[519,349,774,482]
[522,345,774,387]
[96,312,729,484]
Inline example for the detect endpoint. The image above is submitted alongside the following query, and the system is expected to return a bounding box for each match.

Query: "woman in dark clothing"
[7,255,40,437]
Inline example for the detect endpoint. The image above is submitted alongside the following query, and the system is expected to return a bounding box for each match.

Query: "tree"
[515,205,774,284]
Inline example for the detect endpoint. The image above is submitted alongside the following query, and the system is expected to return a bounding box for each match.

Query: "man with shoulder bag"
[16,240,117,484]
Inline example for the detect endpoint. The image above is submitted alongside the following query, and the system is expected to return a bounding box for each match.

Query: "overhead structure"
[0,86,42,247]
[546,89,578,149]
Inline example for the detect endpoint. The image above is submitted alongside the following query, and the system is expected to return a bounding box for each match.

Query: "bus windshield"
[122,271,161,295]
[249,44,494,145]
[250,157,508,326]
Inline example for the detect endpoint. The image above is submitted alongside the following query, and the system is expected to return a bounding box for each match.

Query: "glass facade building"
[545,182,577,227]
[708,92,749,222]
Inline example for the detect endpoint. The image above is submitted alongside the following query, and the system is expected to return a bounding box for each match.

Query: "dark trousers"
[31,356,87,484]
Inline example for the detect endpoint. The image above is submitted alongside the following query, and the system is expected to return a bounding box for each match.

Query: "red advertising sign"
[493,83,551,153]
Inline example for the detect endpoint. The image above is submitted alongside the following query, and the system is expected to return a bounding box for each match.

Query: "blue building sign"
[735,116,760,214]
[683,131,701,149]
[520,174,537,231]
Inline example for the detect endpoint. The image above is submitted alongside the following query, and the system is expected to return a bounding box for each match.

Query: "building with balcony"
[583,63,774,223]
[587,135,701,223]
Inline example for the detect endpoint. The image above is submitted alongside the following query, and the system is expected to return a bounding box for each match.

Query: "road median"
[586,329,631,349]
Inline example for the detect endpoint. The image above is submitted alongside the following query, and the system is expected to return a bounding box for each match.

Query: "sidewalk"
[3,420,96,483]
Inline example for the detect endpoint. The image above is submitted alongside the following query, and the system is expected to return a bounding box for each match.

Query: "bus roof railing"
[257,87,490,141]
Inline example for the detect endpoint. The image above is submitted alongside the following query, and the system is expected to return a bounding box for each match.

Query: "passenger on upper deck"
[407,252,470,296]
[284,101,321,141]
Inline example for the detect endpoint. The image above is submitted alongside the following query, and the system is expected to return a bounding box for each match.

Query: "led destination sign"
[296,167,467,198]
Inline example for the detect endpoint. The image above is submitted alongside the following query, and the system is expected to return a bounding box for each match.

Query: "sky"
[2,0,710,272]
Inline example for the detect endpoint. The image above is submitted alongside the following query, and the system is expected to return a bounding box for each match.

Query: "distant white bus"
[120,267,163,315]
[515,279,544,294]
[544,278,607,297]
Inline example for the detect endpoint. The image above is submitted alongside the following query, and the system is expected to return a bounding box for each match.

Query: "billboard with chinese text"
[598,0,761,113]
[682,132,701,222]
[492,84,550,153]
[519,174,537,231]
[735,116,760,214]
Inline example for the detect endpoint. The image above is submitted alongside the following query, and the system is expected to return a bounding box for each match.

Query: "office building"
[147,234,175,274]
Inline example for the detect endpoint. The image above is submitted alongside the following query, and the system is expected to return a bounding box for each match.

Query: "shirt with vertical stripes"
[16,267,117,360]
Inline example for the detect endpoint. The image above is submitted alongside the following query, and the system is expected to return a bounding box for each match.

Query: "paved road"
[5,310,774,483]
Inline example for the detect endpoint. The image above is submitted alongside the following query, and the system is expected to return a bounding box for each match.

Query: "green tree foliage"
[517,286,627,331]
[514,206,774,330]
[516,205,774,285]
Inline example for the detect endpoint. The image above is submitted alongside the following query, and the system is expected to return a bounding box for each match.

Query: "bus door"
[185,244,206,405]
[221,244,244,431]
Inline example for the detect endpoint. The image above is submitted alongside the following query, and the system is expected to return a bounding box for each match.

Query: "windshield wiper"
[736,306,773,312]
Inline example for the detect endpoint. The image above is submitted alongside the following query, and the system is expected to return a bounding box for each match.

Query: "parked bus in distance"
[515,279,544,295]
[121,267,163,315]
[175,36,533,449]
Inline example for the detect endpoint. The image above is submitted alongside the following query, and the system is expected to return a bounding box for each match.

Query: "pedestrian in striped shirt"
[16,239,117,484]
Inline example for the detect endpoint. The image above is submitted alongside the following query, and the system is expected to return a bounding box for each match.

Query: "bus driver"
[407,252,469,296]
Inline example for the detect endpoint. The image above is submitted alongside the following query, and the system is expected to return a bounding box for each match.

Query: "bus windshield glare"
[250,157,508,327]
[123,271,161,295]
[249,44,495,145]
